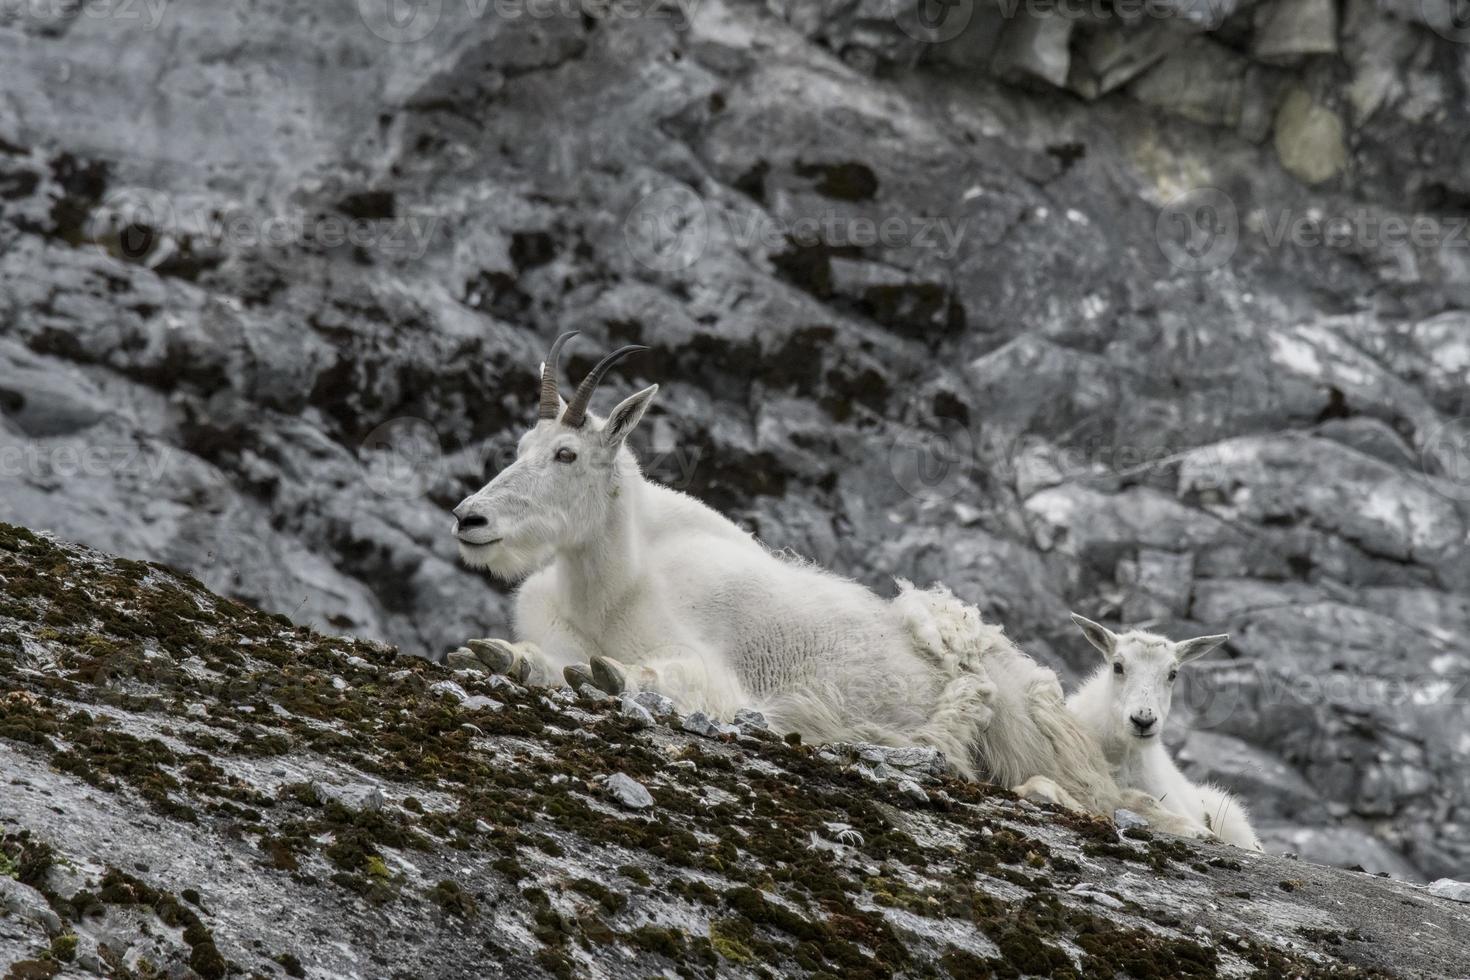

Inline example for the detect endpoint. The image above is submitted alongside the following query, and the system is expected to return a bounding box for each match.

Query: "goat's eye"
[1112,662,1124,676]
[1168,670,1178,682]
[554,447,577,464]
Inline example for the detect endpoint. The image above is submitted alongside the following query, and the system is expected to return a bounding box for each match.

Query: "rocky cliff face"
[3,524,1470,978]
[1,0,1468,885]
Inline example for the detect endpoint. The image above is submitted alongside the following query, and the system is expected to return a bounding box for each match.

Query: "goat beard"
[458,537,553,581]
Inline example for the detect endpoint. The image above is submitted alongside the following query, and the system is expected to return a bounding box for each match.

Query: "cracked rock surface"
[2,1,1469,884]
[3,525,1470,977]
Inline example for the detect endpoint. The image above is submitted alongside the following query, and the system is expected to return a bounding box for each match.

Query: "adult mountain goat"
[450,333,1209,839]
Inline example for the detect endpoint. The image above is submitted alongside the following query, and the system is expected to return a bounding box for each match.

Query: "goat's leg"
[552,655,653,695]
[465,638,565,686]
[1195,785,1263,851]
[1117,789,1215,841]
[589,649,748,719]
[1013,775,1086,811]
[906,670,996,777]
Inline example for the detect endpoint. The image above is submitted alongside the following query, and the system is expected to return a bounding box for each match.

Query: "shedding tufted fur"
[449,336,1213,841]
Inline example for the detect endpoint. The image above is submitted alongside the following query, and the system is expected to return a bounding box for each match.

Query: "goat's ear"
[1174,634,1228,663]
[1070,613,1117,657]
[603,384,658,448]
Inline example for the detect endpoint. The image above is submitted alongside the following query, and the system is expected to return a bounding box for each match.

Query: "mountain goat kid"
[448,333,1209,840]
[1066,614,1263,851]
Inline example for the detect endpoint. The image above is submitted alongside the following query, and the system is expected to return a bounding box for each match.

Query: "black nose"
[1130,715,1156,732]
[457,514,488,530]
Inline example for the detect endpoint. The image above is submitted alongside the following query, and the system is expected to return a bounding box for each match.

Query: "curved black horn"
[538,331,579,420]
[561,345,648,428]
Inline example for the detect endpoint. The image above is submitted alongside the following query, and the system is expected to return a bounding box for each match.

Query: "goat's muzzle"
[453,503,501,546]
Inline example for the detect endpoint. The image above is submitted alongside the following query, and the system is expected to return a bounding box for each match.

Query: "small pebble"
[681,712,721,738]
[444,648,485,672]
[461,696,503,713]
[605,773,654,810]
[0,877,62,935]
[732,708,768,731]
[312,780,384,814]
[430,680,470,703]
[1113,809,1148,831]
[619,697,655,728]
[1427,878,1470,903]
[634,690,676,716]
[898,779,929,804]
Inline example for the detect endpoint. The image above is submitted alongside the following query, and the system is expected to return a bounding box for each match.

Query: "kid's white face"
[1072,614,1228,743]
[1106,636,1181,741]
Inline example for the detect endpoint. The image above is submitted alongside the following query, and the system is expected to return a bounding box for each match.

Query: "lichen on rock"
[2,523,1469,976]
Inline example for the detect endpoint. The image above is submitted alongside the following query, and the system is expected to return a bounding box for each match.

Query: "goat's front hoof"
[506,653,534,685]
[564,663,596,689]
[467,638,518,674]
[590,656,629,695]
[1012,776,1084,812]
[1153,815,1214,841]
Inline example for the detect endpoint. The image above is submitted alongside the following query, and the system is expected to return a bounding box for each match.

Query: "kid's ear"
[603,384,659,448]
[1070,613,1118,658]
[1175,634,1229,663]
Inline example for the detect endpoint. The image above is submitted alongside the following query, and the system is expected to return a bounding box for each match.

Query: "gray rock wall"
[1,0,1468,881]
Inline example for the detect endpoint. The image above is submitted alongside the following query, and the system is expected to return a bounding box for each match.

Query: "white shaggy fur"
[450,339,1214,840]
[1066,614,1263,851]
[891,585,1213,838]
[452,351,942,752]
